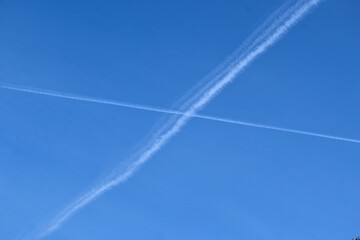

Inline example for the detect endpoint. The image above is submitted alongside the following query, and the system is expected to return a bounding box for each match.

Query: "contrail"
[1,84,359,144]
[21,0,323,239]
[0,84,185,116]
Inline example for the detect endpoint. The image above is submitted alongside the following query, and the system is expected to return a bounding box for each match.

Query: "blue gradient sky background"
[0,0,359,239]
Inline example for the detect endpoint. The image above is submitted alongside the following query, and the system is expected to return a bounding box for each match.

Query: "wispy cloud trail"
[21,0,323,239]
[1,83,359,144]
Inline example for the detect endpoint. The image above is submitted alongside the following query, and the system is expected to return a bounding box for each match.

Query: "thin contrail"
[1,84,359,144]
[20,0,323,239]
[0,84,184,116]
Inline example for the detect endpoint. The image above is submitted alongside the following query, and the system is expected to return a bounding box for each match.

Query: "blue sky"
[1,0,359,239]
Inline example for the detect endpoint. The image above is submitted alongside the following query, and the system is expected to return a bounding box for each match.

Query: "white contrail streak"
[0,84,184,116]
[199,115,360,144]
[1,84,359,144]
[21,0,323,239]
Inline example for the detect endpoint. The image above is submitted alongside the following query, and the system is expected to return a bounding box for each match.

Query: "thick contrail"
[21,0,323,239]
[1,84,359,144]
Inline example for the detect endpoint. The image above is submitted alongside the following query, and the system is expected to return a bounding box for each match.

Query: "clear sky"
[0,0,359,239]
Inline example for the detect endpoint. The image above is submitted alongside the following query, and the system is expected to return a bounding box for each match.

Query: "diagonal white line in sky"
[1,83,359,144]
[15,0,326,239]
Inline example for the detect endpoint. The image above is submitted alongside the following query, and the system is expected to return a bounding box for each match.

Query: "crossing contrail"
[0,84,185,116]
[1,83,359,144]
[20,0,324,239]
